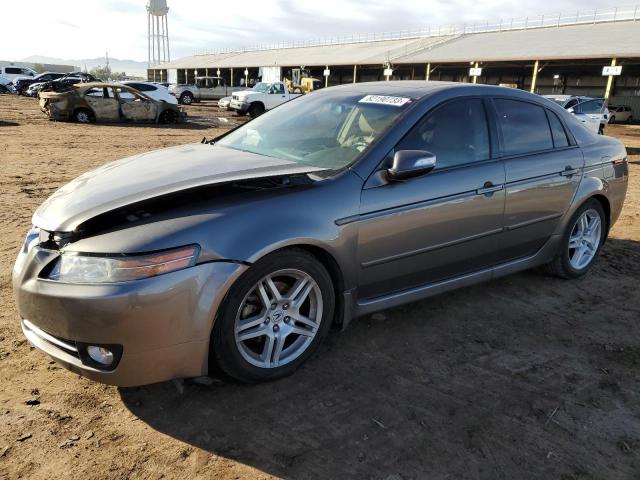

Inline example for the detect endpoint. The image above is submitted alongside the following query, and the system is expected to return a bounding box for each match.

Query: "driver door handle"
[476,182,503,195]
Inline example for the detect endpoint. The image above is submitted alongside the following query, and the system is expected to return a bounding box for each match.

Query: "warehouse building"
[149,6,640,108]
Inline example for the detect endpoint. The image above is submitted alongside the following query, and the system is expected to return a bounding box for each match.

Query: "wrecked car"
[13,82,628,386]
[39,82,184,124]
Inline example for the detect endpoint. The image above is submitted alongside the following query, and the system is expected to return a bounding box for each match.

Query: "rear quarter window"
[494,99,553,156]
[546,110,570,148]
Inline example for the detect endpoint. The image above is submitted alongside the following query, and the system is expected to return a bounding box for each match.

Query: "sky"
[0,0,618,62]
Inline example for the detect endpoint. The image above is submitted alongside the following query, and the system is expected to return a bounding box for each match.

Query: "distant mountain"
[19,55,148,77]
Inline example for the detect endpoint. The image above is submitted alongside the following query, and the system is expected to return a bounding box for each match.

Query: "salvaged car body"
[14,82,628,386]
[39,82,184,124]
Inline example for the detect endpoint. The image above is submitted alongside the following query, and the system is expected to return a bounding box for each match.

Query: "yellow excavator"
[285,68,323,94]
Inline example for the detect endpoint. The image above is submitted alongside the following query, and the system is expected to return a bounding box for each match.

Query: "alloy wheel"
[568,208,602,270]
[234,269,323,369]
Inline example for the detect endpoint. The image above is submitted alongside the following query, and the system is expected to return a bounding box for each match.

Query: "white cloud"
[0,0,617,62]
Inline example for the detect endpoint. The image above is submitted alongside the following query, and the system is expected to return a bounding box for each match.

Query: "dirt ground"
[0,94,639,480]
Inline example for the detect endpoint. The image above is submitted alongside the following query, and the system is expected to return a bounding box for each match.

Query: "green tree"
[89,66,128,81]
[32,63,46,73]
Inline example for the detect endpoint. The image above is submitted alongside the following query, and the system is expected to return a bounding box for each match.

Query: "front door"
[265,83,287,109]
[357,98,506,300]
[83,87,120,122]
[117,89,158,122]
[493,98,584,260]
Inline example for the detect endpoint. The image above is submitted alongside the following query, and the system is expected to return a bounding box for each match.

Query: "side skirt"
[353,234,562,318]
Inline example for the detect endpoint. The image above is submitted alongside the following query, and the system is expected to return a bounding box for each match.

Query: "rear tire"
[546,199,606,279]
[211,248,335,383]
[74,109,94,124]
[248,102,265,118]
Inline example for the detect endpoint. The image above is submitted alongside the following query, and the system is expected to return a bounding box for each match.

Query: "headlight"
[47,245,199,283]
[13,227,40,274]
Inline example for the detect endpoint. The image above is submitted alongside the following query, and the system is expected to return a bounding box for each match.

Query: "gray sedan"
[13,82,628,385]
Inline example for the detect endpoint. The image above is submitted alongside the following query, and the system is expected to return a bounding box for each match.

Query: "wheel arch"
[589,193,611,241]
[247,243,347,329]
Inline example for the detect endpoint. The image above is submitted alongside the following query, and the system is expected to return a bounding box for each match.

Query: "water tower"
[147,0,170,67]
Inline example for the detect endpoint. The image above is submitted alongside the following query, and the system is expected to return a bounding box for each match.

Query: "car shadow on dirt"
[120,237,640,479]
[0,120,20,127]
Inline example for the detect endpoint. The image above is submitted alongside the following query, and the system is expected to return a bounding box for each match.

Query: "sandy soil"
[0,94,639,480]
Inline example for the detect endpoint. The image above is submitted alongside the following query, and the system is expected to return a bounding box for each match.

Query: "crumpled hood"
[34,143,326,232]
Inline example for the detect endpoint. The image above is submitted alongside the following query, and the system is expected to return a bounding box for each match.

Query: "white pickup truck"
[169,77,244,105]
[229,82,301,117]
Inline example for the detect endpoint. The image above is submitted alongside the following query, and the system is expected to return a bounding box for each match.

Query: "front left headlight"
[47,245,200,283]
[13,227,40,275]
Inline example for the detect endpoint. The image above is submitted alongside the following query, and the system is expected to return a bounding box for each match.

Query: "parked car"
[0,65,38,82]
[218,96,232,110]
[543,95,609,134]
[39,82,184,124]
[25,81,47,97]
[13,82,628,386]
[14,72,66,95]
[38,72,100,95]
[120,81,177,104]
[169,77,244,104]
[608,105,633,124]
[230,81,302,117]
[0,76,16,94]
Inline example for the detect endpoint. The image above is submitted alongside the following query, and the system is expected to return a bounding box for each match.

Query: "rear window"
[5,67,22,74]
[495,99,553,156]
[128,83,155,92]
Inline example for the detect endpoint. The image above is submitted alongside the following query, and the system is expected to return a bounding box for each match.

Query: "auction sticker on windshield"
[359,95,411,107]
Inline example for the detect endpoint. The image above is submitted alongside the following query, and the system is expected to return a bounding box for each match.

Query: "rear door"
[494,98,583,260]
[197,78,213,100]
[357,97,506,299]
[83,87,120,121]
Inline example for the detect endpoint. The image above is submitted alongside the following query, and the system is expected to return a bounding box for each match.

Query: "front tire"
[211,248,335,383]
[159,109,179,124]
[546,199,606,279]
[609,115,616,124]
[248,102,265,118]
[180,92,193,105]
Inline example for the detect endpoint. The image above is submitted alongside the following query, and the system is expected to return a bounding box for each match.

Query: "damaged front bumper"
[13,243,248,386]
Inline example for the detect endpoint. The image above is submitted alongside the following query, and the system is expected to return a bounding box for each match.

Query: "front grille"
[22,319,79,359]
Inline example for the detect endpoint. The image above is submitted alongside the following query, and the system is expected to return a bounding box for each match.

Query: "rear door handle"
[476,182,503,195]
[560,166,580,177]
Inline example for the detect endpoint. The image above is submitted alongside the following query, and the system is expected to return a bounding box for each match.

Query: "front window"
[575,99,605,114]
[217,92,411,170]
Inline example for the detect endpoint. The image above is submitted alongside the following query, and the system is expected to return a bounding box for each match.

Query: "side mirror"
[387,150,436,181]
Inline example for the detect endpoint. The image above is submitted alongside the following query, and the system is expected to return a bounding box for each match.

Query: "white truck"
[169,77,244,105]
[229,82,301,117]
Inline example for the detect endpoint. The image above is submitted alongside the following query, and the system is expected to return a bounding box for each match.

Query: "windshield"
[217,91,412,170]
[253,82,269,93]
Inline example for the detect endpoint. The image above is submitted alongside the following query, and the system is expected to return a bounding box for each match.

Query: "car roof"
[324,80,554,101]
